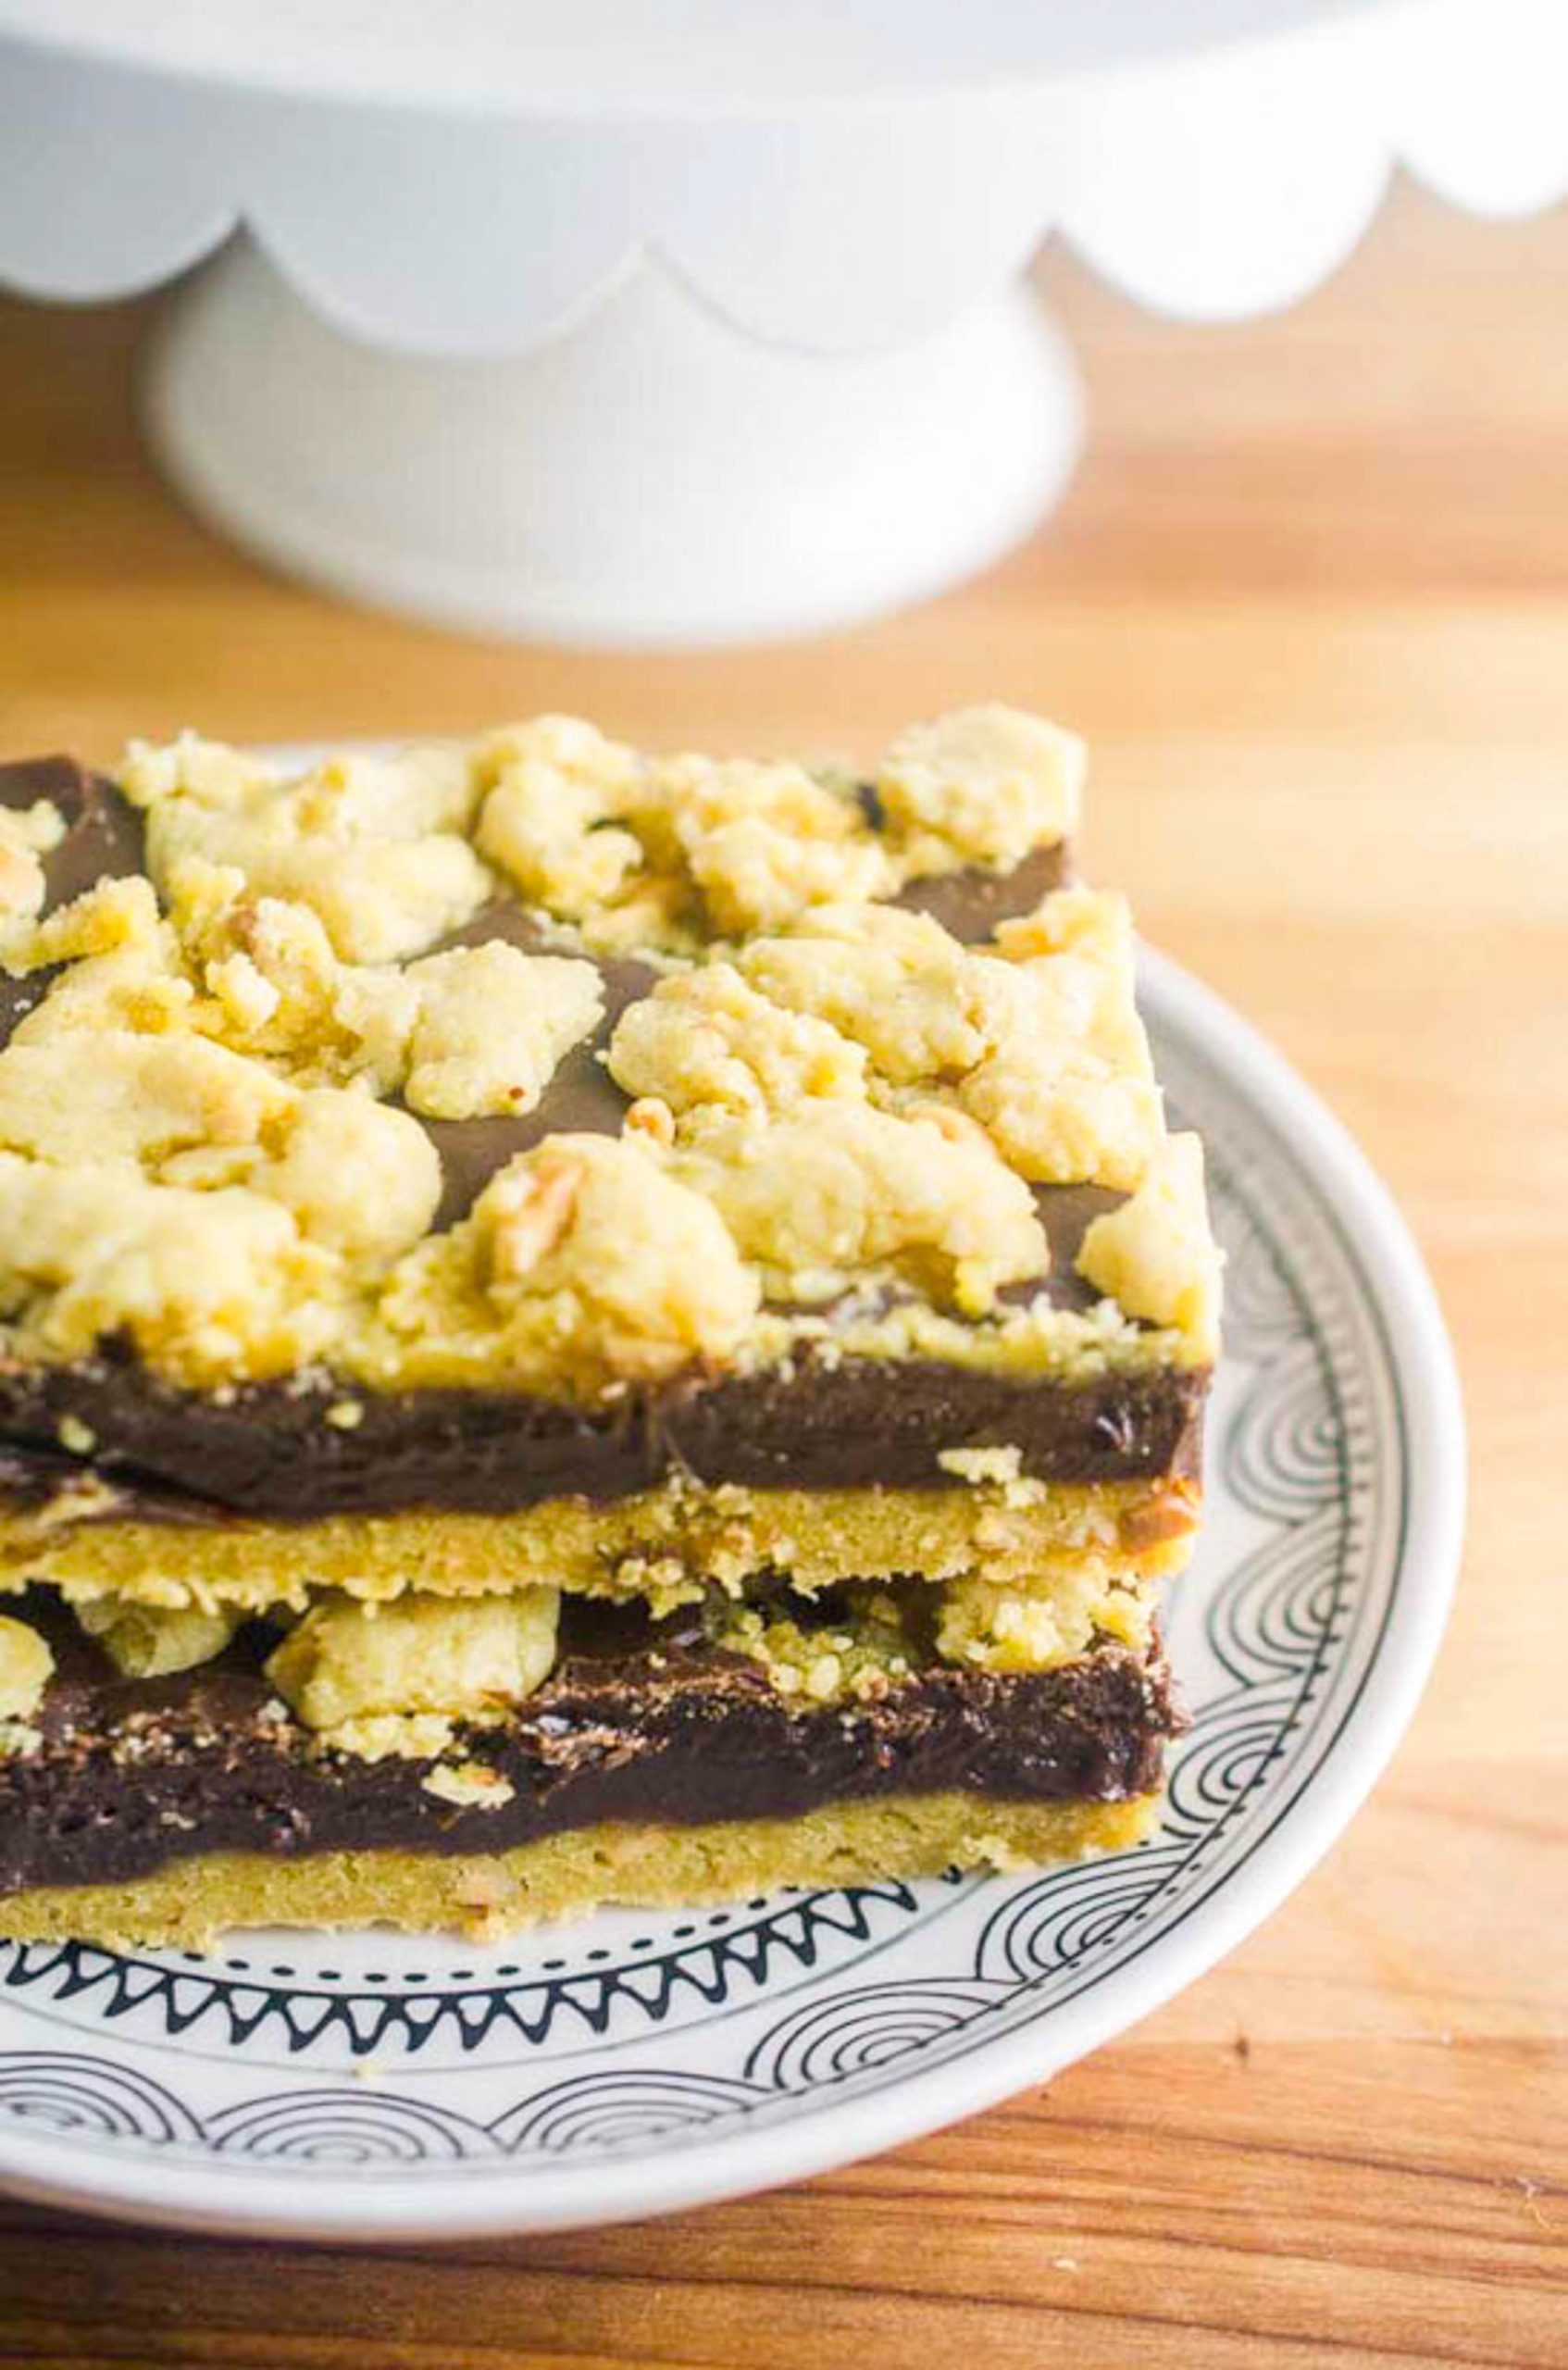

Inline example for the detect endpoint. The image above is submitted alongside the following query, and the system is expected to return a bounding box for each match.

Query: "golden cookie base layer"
[0,1793,1162,1952]
[0,1477,1198,1616]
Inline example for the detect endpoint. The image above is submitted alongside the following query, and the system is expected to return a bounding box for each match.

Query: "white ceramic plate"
[0,949,1464,2240]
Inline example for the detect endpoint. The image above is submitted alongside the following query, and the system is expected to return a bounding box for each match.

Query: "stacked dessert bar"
[0,709,1219,1947]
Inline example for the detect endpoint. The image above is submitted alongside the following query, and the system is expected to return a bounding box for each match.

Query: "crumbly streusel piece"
[0,711,1217,1394]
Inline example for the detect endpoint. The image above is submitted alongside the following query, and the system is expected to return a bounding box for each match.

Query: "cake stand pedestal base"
[144,241,1081,649]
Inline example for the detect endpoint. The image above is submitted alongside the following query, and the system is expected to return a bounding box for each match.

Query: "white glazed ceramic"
[142,258,1081,650]
[2,0,1562,641]
[0,946,1464,2241]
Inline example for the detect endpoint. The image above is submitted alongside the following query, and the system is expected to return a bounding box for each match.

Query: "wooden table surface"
[0,182,1563,2368]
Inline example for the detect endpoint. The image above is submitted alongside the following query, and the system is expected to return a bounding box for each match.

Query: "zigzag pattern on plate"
[0,1884,936,2060]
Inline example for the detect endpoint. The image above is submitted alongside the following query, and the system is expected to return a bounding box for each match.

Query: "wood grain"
[0,179,1565,2367]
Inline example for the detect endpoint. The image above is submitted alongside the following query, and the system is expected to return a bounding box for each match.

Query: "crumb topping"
[0,1612,52,1720]
[937,1445,1028,1491]
[603,888,1162,1313]
[609,962,868,1117]
[118,735,493,963]
[1076,1134,1224,1361]
[474,718,902,953]
[615,891,1161,1194]
[266,1589,560,1753]
[367,1132,760,1394]
[936,1564,1152,1673]
[77,1597,240,1679]
[669,1104,1048,1316]
[877,705,1083,871]
[421,1760,516,1811]
[0,712,1220,1394]
[401,944,603,1122]
[708,1595,917,1704]
[0,797,66,924]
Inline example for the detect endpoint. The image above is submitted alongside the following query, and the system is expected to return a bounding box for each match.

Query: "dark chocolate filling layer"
[0,761,1199,1523]
[0,1353,1206,1521]
[0,1591,1180,1897]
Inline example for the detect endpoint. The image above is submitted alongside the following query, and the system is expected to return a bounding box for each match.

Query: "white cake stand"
[1,0,1562,645]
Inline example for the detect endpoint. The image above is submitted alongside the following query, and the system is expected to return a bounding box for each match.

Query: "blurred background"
[0,9,1564,2356]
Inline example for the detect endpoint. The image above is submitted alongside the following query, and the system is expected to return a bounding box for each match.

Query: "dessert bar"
[0,709,1219,1943]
